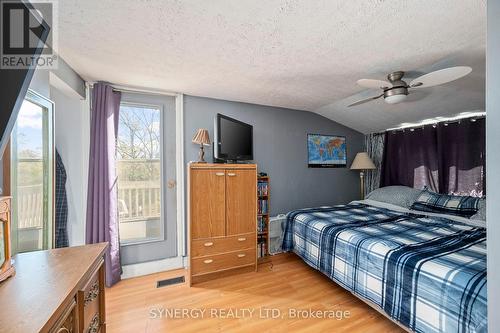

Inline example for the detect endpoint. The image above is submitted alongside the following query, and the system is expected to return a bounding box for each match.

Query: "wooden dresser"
[188,163,257,284]
[0,243,108,333]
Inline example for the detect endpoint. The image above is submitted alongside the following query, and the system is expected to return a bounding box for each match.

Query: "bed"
[282,200,487,333]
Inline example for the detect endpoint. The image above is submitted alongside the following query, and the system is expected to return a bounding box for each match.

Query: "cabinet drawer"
[191,233,255,257]
[50,299,77,333]
[83,275,100,328]
[191,248,255,275]
[77,264,104,333]
[84,313,101,333]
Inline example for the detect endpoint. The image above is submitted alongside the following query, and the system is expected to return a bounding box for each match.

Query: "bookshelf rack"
[257,175,270,258]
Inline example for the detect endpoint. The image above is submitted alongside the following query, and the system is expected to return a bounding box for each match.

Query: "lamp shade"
[192,129,211,146]
[350,152,376,170]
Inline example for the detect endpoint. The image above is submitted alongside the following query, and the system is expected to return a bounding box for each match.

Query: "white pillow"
[366,186,423,209]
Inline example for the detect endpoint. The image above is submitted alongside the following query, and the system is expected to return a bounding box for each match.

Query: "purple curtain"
[381,126,439,191]
[380,118,485,197]
[86,82,122,287]
[437,118,485,196]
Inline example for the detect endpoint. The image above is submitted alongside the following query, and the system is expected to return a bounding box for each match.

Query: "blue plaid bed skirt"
[282,203,487,333]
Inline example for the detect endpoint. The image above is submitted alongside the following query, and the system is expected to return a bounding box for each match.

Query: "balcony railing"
[117,159,161,224]
[17,184,44,229]
[118,180,161,223]
[117,159,162,243]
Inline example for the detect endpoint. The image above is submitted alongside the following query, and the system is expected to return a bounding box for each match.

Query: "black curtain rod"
[370,115,485,135]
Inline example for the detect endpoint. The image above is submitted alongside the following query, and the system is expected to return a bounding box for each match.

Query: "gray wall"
[51,56,86,99]
[184,95,364,215]
[29,68,51,98]
[487,1,500,332]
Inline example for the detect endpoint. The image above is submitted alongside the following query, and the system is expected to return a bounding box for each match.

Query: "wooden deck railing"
[118,181,161,223]
[18,184,44,229]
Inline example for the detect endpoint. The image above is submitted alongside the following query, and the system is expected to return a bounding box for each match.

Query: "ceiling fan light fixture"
[384,94,408,104]
[349,66,472,108]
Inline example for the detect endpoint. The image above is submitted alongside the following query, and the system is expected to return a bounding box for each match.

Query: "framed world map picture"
[307,134,347,168]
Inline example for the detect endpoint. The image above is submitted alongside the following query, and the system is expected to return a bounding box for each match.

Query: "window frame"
[3,89,55,254]
[117,101,166,246]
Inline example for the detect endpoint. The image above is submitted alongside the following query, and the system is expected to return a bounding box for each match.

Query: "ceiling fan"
[348,66,472,107]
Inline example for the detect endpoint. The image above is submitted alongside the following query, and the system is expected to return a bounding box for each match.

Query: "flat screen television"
[0,0,50,157]
[213,114,253,162]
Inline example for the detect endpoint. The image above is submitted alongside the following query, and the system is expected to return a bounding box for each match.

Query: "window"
[9,91,54,254]
[117,103,163,244]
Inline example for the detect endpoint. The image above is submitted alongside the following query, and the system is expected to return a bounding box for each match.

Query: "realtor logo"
[1,0,58,69]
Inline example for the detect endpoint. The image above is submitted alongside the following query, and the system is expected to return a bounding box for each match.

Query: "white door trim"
[80,83,92,246]
[175,93,186,258]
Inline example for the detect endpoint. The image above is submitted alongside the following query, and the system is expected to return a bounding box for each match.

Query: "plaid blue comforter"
[282,203,487,333]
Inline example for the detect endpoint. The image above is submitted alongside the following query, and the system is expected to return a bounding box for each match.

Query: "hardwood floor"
[106,253,404,333]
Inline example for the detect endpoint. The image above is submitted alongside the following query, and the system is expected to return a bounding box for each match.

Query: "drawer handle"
[203,259,213,264]
[227,173,236,177]
[237,254,246,258]
[215,172,225,176]
[237,237,246,241]
[204,242,214,247]
[84,281,100,307]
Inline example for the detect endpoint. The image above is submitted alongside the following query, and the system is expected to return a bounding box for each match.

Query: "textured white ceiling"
[58,0,486,133]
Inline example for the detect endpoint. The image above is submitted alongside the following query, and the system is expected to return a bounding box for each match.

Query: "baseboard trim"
[121,256,186,279]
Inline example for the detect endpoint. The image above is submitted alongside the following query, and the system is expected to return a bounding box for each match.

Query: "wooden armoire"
[188,163,257,284]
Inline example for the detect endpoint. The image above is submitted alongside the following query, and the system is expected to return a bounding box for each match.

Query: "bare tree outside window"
[117,104,162,244]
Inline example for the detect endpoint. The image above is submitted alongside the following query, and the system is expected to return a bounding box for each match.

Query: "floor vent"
[156,276,185,288]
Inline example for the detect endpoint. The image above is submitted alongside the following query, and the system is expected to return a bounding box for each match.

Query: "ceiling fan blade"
[348,94,384,107]
[409,66,472,88]
[357,79,392,89]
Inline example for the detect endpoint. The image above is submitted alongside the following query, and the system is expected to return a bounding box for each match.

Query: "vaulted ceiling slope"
[58,0,486,133]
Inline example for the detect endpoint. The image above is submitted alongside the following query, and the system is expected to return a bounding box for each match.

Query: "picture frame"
[307,134,347,168]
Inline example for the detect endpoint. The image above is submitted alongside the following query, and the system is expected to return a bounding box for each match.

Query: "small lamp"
[192,129,211,163]
[350,152,376,199]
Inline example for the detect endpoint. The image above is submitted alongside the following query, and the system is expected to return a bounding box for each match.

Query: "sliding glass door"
[9,90,54,254]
